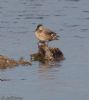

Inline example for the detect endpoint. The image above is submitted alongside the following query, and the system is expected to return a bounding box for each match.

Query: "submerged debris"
[0,55,31,69]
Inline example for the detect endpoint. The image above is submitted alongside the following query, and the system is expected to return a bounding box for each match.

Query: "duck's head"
[35,24,43,31]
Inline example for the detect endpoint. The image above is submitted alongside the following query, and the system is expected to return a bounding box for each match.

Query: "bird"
[35,24,60,45]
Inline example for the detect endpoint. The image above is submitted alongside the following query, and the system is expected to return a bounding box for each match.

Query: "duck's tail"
[55,35,60,40]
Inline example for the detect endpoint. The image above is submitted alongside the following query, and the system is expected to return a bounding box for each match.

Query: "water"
[0,0,89,100]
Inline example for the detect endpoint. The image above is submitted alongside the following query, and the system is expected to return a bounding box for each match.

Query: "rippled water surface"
[0,0,89,100]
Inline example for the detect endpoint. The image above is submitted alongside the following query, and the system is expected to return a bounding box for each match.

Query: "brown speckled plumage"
[35,24,59,44]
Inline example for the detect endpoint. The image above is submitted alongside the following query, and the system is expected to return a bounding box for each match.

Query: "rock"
[31,44,64,62]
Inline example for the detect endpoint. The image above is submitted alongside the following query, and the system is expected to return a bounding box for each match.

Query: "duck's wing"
[43,28,60,40]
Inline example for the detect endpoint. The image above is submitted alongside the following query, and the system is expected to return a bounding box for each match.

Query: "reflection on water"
[39,60,61,71]
[0,0,89,100]
[38,61,61,80]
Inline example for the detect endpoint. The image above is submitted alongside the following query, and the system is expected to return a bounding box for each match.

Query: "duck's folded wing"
[46,29,59,38]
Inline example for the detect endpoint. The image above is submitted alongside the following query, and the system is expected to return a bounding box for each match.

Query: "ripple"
[0,26,5,29]
[78,17,89,20]
[0,20,8,24]
[37,14,50,17]
[59,29,64,31]
[82,17,89,20]
[0,6,3,9]
[17,31,29,34]
[85,18,89,20]
[20,78,26,80]
[65,0,80,2]
[64,6,78,9]
[0,34,5,38]
[73,35,86,39]
[82,11,89,13]
[21,0,43,7]
[34,3,43,7]
[0,78,11,82]
[64,24,80,28]
[80,29,88,32]
[38,62,61,75]
[24,16,44,20]
[17,13,46,20]
[54,14,66,17]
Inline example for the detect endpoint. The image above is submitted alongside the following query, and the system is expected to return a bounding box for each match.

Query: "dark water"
[0,0,89,100]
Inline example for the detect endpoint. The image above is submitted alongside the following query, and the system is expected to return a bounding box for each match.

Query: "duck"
[35,24,60,45]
